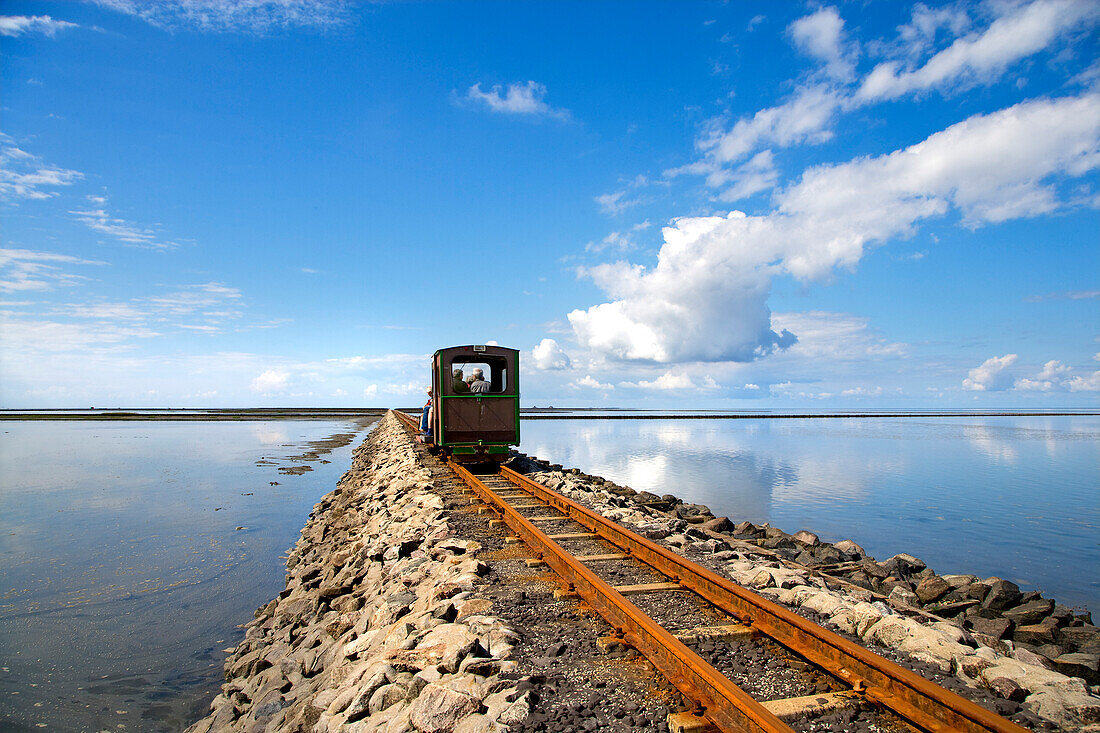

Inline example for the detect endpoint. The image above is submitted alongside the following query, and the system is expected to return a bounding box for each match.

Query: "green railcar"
[428,344,520,462]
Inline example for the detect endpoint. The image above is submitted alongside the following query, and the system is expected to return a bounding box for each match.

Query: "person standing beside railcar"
[419,388,433,439]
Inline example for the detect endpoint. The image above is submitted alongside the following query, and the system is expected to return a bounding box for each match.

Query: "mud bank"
[188,411,1099,732]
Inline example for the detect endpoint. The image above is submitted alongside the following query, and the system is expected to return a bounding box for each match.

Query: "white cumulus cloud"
[1014,359,1071,390]
[1065,371,1100,392]
[621,372,697,390]
[465,81,569,120]
[572,90,1100,366]
[572,375,614,390]
[530,338,572,370]
[250,369,290,394]
[690,84,842,169]
[963,354,1018,391]
[788,6,856,81]
[857,0,1100,102]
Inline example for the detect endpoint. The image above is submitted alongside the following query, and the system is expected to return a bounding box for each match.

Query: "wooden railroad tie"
[667,691,861,732]
[612,582,684,595]
[672,623,755,644]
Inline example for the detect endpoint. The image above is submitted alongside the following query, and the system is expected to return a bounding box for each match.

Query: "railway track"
[393,410,1029,733]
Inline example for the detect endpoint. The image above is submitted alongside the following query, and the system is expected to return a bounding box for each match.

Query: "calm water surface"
[0,419,374,733]
[521,416,1100,612]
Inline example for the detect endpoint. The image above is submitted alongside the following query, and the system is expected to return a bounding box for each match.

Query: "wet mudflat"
[0,418,374,733]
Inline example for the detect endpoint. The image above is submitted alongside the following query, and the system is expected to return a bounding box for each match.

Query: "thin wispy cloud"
[464,81,570,120]
[146,282,242,316]
[70,195,178,250]
[0,139,83,201]
[0,248,107,293]
[0,314,160,353]
[89,0,352,34]
[1024,289,1100,302]
[5,282,251,360]
[0,15,79,37]
[594,190,640,216]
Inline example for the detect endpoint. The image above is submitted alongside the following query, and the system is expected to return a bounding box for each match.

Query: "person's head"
[465,375,475,384]
[453,369,463,379]
[472,368,484,380]
[426,388,432,396]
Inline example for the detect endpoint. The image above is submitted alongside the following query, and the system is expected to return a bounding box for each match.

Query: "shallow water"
[0,419,373,733]
[520,415,1100,613]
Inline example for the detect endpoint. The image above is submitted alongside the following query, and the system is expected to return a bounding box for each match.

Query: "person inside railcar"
[469,368,490,393]
[453,369,470,393]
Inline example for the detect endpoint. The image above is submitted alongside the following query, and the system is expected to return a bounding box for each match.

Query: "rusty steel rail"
[448,459,794,733]
[499,465,1028,733]
[392,409,1027,733]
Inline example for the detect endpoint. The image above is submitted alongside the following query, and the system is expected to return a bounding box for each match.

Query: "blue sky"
[1,0,1098,408]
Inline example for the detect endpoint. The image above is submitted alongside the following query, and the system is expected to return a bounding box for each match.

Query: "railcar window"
[449,358,507,394]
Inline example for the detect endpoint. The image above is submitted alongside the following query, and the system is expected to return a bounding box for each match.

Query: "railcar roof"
[433,344,519,356]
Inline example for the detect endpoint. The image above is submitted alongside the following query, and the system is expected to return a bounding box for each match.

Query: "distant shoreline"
[0,408,1095,420]
[519,411,1099,419]
[0,409,389,421]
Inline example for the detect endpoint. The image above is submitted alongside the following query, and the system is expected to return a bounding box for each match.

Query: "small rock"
[1053,653,1100,685]
[1049,604,1075,627]
[970,617,1013,640]
[988,676,1028,702]
[915,575,951,605]
[733,521,760,536]
[792,530,819,546]
[1013,646,1055,669]
[982,579,1023,611]
[1003,598,1055,625]
[813,545,845,564]
[888,553,927,574]
[369,682,408,714]
[833,539,865,558]
[966,582,991,602]
[749,569,775,589]
[700,516,733,533]
[409,683,480,733]
[941,574,978,589]
[1014,623,1057,646]
[1025,687,1100,728]
[1061,625,1100,652]
[888,585,920,608]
